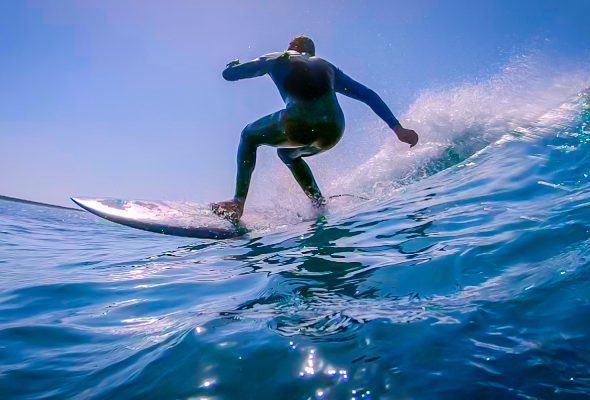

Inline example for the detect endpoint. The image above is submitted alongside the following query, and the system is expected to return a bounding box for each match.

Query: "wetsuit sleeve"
[222,54,279,81]
[334,68,400,128]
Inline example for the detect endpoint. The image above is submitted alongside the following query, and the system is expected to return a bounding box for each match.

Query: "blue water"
[2,62,590,399]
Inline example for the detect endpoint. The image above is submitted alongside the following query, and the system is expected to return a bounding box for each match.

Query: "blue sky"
[1,0,589,206]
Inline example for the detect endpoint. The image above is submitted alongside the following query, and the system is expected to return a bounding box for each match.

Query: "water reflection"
[189,190,467,341]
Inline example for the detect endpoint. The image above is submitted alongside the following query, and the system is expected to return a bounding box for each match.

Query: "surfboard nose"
[70,197,91,210]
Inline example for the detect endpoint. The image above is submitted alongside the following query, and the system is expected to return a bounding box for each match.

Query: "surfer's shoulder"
[258,51,291,62]
[314,57,332,66]
[262,51,328,62]
[309,57,338,74]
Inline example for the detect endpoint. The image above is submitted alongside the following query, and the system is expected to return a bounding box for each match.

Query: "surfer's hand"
[226,59,240,68]
[393,125,419,148]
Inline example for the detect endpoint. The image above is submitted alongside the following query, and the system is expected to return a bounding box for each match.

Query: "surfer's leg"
[235,110,288,201]
[277,147,326,207]
[213,110,288,221]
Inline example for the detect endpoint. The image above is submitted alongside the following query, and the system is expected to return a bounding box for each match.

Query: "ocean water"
[2,57,590,399]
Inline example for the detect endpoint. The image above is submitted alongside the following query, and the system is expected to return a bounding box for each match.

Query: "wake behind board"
[71,197,246,239]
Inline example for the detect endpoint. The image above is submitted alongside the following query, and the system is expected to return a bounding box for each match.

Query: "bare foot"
[311,196,327,209]
[307,195,326,217]
[211,199,244,223]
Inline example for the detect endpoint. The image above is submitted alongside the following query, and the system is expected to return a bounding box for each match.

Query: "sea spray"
[336,53,590,198]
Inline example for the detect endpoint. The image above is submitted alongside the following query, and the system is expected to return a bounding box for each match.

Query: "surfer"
[212,35,419,222]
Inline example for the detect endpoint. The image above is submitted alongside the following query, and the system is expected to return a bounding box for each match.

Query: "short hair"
[288,35,315,56]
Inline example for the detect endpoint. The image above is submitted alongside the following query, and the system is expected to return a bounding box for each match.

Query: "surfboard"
[71,197,246,239]
[71,194,367,239]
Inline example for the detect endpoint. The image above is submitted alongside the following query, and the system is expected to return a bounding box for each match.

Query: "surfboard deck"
[71,197,246,239]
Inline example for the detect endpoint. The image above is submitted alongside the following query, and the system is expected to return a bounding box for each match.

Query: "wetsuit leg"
[235,110,288,201]
[277,147,325,206]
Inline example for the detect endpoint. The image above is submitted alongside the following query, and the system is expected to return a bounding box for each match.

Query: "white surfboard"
[71,194,367,239]
[71,197,245,239]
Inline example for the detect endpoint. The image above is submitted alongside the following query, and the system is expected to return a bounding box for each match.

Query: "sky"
[1,0,589,206]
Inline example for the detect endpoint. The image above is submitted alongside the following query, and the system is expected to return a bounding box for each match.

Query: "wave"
[337,53,590,198]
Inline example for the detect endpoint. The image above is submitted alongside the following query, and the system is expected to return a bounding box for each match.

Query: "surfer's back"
[269,53,335,102]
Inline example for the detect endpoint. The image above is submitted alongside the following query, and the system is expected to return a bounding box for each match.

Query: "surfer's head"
[288,35,315,56]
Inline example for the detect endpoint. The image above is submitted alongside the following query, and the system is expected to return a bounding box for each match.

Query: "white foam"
[334,53,590,197]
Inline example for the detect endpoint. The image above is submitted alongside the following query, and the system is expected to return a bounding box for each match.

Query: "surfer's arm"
[334,68,419,147]
[222,53,281,81]
[334,68,400,129]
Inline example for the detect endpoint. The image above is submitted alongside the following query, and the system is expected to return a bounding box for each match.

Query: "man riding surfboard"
[212,35,419,222]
